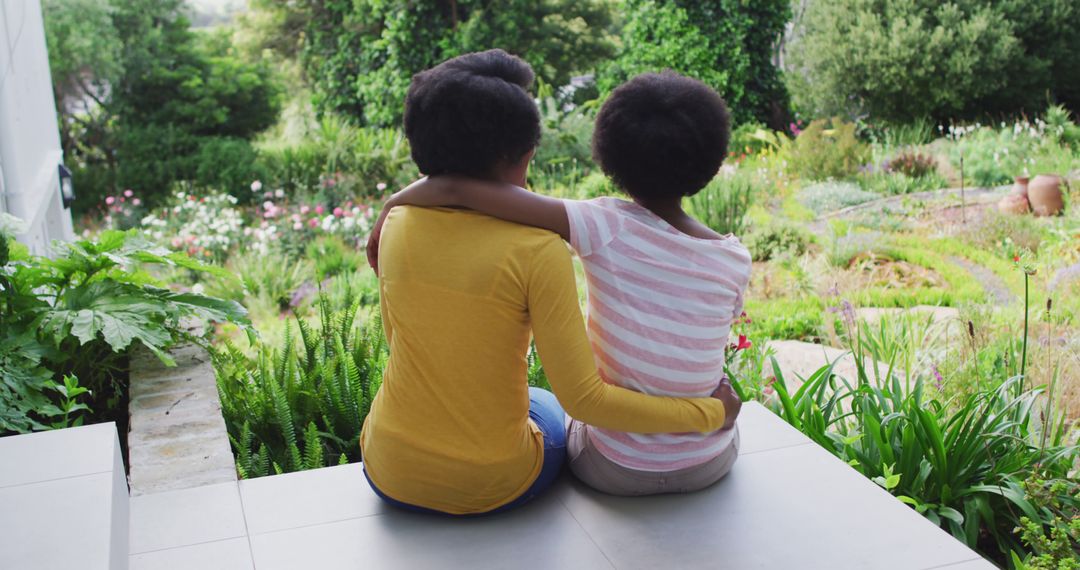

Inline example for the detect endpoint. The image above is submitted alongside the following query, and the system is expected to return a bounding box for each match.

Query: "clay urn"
[998,192,1030,215]
[1028,174,1064,216]
[1012,175,1029,198]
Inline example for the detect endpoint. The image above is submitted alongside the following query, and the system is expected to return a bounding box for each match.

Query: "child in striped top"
[368,71,750,495]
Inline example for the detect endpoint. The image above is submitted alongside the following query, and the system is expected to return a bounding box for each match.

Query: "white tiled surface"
[130,538,254,570]
[0,422,118,487]
[129,481,247,554]
[127,403,996,569]
[0,423,128,570]
[239,463,384,534]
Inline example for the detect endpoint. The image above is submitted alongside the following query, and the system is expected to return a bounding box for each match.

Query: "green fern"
[214,293,385,478]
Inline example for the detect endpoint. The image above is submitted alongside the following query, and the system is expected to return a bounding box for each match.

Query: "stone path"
[948,256,1014,305]
[128,343,236,496]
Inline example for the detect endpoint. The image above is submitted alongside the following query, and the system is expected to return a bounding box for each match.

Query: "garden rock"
[764,340,891,392]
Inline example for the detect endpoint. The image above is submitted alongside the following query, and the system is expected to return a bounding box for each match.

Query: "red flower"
[1013,255,1020,263]
[735,335,752,351]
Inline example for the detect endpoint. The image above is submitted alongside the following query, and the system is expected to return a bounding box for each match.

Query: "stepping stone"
[765,340,892,391]
[855,305,960,327]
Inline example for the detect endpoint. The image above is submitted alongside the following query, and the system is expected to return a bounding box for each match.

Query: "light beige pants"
[567,420,739,496]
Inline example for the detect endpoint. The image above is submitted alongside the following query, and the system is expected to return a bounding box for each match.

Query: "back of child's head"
[592,71,730,201]
[404,49,541,179]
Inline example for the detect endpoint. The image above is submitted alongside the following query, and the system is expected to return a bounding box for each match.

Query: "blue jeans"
[365,387,567,516]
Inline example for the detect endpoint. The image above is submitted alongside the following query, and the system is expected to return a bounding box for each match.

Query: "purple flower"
[931,365,943,391]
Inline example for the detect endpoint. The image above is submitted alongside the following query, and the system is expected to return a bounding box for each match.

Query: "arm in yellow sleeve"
[527,238,727,433]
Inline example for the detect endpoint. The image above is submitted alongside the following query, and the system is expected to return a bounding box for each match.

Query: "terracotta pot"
[1028,174,1063,216]
[1012,175,1029,198]
[998,193,1030,215]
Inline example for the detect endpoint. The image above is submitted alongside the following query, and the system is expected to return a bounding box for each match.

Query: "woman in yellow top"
[360,50,736,515]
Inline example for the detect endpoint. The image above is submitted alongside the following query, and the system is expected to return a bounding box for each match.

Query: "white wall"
[0,0,74,254]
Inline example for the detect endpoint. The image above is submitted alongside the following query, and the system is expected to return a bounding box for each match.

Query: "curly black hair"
[403,49,541,178]
[592,71,730,200]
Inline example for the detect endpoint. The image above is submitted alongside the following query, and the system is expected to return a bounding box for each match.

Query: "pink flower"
[132,198,142,206]
[308,218,319,228]
[300,205,311,215]
[376,182,387,191]
[293,222,303,231]
[105,196,115,205]
[171,237,182,248]
[251,180,263,192]
[315,205,325,215]
[123,189,134,198]
[333,207,344,217]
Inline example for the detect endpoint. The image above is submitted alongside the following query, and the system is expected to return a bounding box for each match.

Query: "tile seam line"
[919,557,986,570]
[0,469,113,490]
[554,494,618,570]
[740,440,816,456]
[234,480,258,569]
[245,511,387,537]
[130,534,249,556]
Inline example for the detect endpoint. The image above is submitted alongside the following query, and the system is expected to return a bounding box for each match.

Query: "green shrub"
[948,124,1042,187]
[785,0,1080,122]
[687,174,755,236]
[600,0,791,125]
[215,297,386,477]
[531,88,596,190]
[858,171,949,196]
[0,228,249,435]
[745,223,814,261]
[305,236,363,280]
[742,297,824,341]
[798,181,879,214]
[785,118,871,181]
[194,138,264,199]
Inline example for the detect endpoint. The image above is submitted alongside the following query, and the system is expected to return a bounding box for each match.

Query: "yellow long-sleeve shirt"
[359,206,728,514]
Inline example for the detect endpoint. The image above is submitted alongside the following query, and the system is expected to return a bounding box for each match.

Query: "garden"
[3,0,1079,568]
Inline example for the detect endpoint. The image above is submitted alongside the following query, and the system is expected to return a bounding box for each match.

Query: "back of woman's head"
[404,49,541,178]
[592,71,730,201]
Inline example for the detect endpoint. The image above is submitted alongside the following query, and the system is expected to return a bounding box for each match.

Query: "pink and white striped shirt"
[564,197,752,471]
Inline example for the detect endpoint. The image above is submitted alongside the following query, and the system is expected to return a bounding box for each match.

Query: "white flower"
[275,189,285,199]
[376,182,387,191]
[191,283,205,295]
[251,180,263,192]
[0,213,29,235]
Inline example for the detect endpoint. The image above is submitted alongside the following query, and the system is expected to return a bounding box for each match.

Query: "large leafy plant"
[0,228,251,434]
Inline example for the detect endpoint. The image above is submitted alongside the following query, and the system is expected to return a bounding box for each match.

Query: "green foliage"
[785,119,871,181]
[216,297,387,477]
[798,181,879,214]
[305,236,363,280]
[194,138,264,198]
[744,223,814,262]
[859,172,948,196]
[948,125,1043,187]
[686,174,755,236]
[0,229,250,435]
[787,0,1080,123]
[289,0,615,127]
[257,118,415,199]
[602,0,791,126]
[742,297,824,342]
[44,0,282,209]
[530,88,597,190]
[1013,478,1080,569]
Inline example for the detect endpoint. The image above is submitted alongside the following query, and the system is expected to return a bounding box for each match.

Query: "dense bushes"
[44,0,281,210]
[786,0,1080,123]
[271,0,615,127]
[601,0,790,127]
[785,119,871,181]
